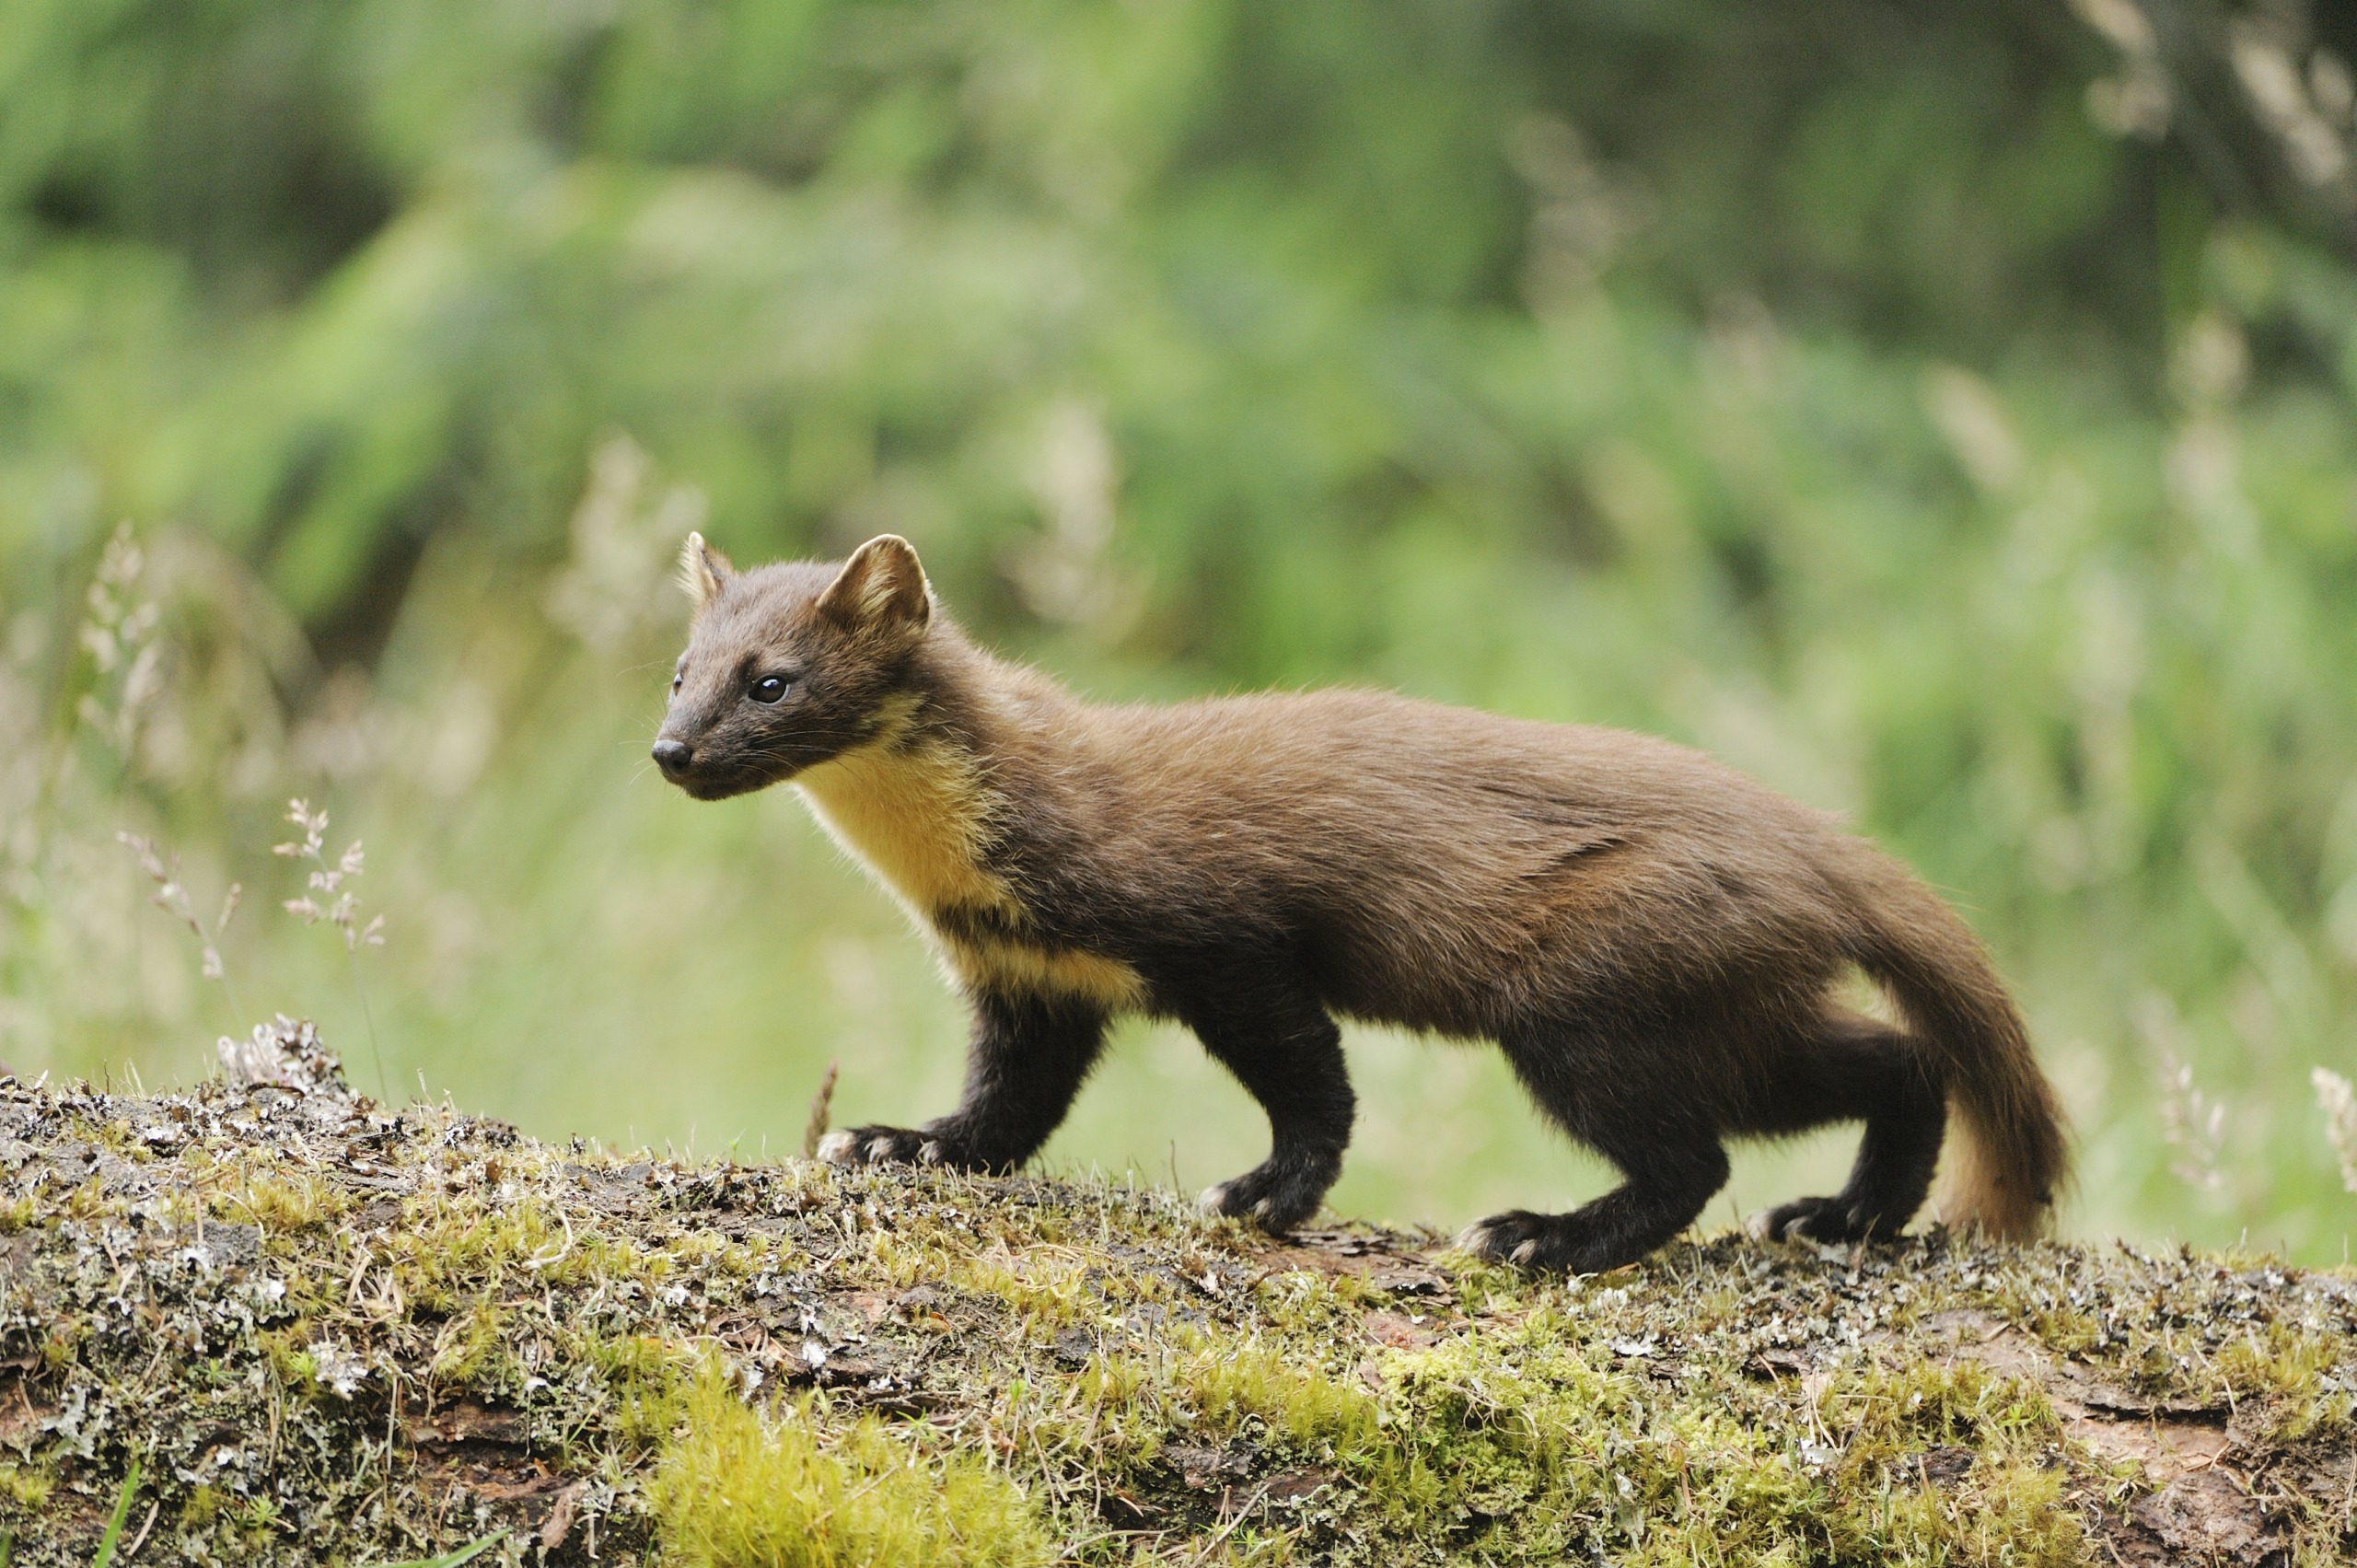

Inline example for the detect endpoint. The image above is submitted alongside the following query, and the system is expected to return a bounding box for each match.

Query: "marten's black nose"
[652,738,693,773]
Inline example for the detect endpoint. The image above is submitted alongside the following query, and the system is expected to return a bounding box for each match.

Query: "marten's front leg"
[1179,975,1354,1233]
[819,990,1107,1173]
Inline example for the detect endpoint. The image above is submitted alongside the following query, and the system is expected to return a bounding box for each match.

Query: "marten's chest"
[795,736,1013,917]
[793,737,1145,1012]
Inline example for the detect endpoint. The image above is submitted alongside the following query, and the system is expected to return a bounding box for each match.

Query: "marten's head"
[652,533,935,800]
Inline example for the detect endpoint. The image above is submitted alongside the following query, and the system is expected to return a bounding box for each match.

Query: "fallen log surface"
[2,1028,2352,1566]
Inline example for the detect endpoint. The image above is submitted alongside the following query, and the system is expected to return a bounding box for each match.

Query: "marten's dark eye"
[670,672,683,694]
[749,675,790,704]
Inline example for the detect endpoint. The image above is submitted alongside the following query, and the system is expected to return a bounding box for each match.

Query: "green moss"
[0,1462,52,1510]
[2215,1325,2356,1443]
[651,1369,1051,1568]
[1180,1330,1380,1451]
[38,1320,84,1373]
[176,1484,225,1529]
[1819,1359,2060,1456]
[576,1328,698,1446]
[383,1190,582,1311]
[223,1168,347,1234]
[425,1299,512,1392]
[956,1248,1096,1328]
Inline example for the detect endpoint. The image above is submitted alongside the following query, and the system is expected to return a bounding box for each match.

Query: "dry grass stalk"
[802,1059,839,1158]
[2139,994,2226,1193]
[546,433,708,654]
[116,830,243,1024]
[2313,1067,2357,1195]
[75,522,163,760]
[273,798,384,953]
[274,797,389,1098]
[2157,1055,2228,1193]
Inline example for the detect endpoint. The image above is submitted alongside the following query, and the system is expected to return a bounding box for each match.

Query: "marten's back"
[981,683,1874,1034]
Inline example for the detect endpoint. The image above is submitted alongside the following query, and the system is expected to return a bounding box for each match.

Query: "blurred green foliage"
[5,0,2357,1257]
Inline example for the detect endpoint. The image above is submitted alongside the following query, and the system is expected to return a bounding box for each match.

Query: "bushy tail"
[1853,873,2069,1239]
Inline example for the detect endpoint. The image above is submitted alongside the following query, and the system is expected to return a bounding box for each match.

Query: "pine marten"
[652,532,2067,1271]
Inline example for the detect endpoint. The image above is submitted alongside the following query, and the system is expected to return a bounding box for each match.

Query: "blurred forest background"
[6,0,2357,1259]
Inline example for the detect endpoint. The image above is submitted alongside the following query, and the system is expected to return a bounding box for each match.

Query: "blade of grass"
[88,1461,138,1568]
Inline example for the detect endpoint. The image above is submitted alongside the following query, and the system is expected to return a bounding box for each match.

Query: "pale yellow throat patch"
[793,703,1013,921]
[793,708,1144,1012]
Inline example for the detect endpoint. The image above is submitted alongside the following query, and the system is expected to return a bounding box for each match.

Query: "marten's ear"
[677,531,734,614]
[817,535,932,635]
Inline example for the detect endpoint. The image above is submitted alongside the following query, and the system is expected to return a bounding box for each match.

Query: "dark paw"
[1198,1154,1336,1234]
[1457,1210,1627,1273]
[815,1123,978,1170]
[1752,1195,1902,1245]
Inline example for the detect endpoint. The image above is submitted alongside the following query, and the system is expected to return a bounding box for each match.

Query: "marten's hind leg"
[1178,974,1354,1234]
[1462,1025,1730,1272]
[1752,1009,1945,1244]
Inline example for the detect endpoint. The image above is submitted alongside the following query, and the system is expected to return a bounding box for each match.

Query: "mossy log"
[2,1036,2352,1566]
